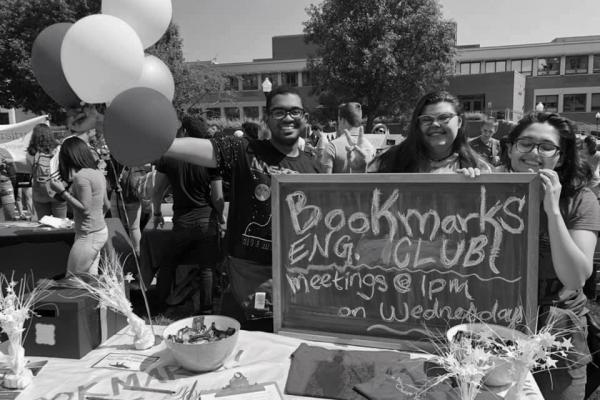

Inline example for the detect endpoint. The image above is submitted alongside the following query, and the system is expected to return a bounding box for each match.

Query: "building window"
[563,94,586,112]
[510,59,533,76]
[458,95,484,112]
[535,95,558,113]
[0,112,8,125]
[281,72,298,87]
[592,94,600,111]
[495,60,506,73]
[243,106,259,119]
[537,57,560,76]
[206,108,221,119]
[224,107,240,120]
[301,70,313,86]
[593,55,600,74]
[224,76,239,91]
[484,60,506,73]
[565,55,588,74]
[241,74,258,91]
[459,62,481,75]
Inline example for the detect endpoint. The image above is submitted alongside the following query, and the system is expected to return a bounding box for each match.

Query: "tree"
[0,0,101,122]
[0,2,229,122]
[304,0,456,131]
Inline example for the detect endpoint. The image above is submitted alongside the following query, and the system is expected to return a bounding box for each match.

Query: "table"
[0,218,134,281]
[0,221,74,281]
[13,326,544,400]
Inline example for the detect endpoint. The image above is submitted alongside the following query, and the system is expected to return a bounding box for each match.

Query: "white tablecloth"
[11,325,543,399]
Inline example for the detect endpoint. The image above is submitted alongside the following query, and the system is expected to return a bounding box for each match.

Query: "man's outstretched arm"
[165,137,217,168]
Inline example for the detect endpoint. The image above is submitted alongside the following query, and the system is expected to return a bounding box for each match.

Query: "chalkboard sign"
[272,173,540,350]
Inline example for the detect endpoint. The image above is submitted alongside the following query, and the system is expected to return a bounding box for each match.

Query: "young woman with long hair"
[368,91,489,175]
[50,137,110,275]
[498,112,600,400]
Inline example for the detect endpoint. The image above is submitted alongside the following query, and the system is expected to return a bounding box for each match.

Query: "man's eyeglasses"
[417,113,457,127]
[514,139,560,158]
[270,107,305,120]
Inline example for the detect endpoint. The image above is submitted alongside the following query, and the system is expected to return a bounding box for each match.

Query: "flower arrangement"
[419,318,577,400]
[0,275,51,389]
[64,251,155,350]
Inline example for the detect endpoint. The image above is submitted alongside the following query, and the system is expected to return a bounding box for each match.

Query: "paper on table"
[200,382,283,400]
[39,215,73,229]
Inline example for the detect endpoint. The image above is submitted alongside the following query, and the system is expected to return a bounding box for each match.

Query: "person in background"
[580,135,600,197]
[307,123,322,147]
[106,157,146,255]
[164,86,321,330]
[322,102,375,173]
[50,137,110,276]
[497,112,600,400]
[368,91,489,176]
[371,123,388,135]
[150,116,223,314]
[469,118,501,166]
[0,149,18,221]
[26,124,67,219]
[242,121,261,141]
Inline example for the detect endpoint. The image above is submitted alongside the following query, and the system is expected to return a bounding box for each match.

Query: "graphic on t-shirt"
[254,183,271,201]
[241,157,301,250]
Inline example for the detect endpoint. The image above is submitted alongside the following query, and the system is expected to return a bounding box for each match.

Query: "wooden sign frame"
[272,173,540,351]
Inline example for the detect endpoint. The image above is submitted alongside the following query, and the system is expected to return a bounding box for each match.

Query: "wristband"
[59,189,68,197]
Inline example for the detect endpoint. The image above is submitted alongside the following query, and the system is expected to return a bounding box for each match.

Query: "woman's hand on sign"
[539,168,562,216]
[457,167,481,178]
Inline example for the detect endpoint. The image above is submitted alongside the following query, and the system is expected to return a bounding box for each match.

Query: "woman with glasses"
[368,91,489,176]
[497,112,600,400]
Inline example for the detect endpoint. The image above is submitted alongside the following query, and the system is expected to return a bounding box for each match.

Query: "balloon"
[102,0,172,49]
[104,87,177,166]
[31,23,81,108]
[61,14,144,104]
[137,55,175,101]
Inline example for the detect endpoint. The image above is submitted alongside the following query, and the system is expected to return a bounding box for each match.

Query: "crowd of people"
[2,86,600,399]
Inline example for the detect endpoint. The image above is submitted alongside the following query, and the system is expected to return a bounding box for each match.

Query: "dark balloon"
[104,87,177,166]
[31,23,81,108]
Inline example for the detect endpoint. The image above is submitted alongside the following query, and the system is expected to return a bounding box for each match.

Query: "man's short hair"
[182,115,210,139]
[265,86,303,111]
[338,102,362,127]
[482,118,498,129]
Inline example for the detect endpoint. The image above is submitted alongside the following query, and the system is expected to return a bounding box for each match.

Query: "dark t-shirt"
[211,136,321,264]
[469,136,500,165]
[155,157,220,227]
[538,187,600,314]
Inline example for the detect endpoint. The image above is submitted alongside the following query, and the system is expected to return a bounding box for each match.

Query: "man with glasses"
[321,102,375,173]
[165,86,320,330]
[469,118,501,166]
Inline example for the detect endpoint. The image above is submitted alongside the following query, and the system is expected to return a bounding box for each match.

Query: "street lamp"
[261,77,272,99]
[595,112,600,133]
[535,102,544,112]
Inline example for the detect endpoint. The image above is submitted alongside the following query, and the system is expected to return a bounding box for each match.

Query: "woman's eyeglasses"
[514,139,560,158]
[417,113,457,127]
[269,107,305,120]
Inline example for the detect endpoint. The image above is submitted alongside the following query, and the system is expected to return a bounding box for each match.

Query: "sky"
[172,0,600,64]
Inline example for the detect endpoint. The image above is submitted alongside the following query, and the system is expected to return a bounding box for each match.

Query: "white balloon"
[61,14,144,104]
[138,55,175,101]
[102,0,172,49]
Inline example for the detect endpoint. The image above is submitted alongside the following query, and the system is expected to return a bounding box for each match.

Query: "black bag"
[586,312,600,397]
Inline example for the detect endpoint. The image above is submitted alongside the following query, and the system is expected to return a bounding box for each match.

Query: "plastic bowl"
[163,315,240,372]
[446,323,527,386]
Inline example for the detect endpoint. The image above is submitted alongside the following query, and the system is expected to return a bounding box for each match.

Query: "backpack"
[118,165,153,206]
[31,152,55,199]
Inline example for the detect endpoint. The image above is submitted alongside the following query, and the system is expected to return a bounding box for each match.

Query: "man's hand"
[49,179,66,193]
[153,214,164,229]
[344,127,375,173]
